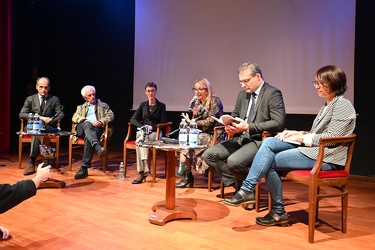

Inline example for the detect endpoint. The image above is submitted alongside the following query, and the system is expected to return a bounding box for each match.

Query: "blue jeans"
[241,137,337,213]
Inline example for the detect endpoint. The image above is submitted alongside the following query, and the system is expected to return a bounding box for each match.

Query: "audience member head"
[81,85,97,104]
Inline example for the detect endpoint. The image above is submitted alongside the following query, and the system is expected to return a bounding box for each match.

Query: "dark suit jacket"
[19,93,65,127]
[0,180,36,214]
[130,99,167,131]
[231,82,286,138]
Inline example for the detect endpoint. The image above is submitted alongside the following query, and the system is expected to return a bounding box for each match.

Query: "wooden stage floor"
[0,148,374,249]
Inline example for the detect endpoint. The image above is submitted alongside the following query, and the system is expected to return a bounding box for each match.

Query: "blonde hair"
[194,78,212,109]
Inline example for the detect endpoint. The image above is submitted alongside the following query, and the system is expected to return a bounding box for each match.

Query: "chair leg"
[68,139,73,171]
[55,138,60,168]
[208,168,213,192]
[123,147,127,177]
[18,139,23,169]
[342,191,348,233]
[220,180,225,198]
[255,182,260,212]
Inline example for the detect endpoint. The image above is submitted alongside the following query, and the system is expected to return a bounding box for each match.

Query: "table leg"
[149,150,197,225]
[37,135,66,189]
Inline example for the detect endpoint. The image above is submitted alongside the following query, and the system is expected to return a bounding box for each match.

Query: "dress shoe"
[176,162,189,177]
[223,189,255,207]
[144,171,151,177]
[256,210,289,227]
[176,171,194,188]
[97,147,107,159]
[132,172,146,184]
[23,163,35,175]
[74,167,88,179]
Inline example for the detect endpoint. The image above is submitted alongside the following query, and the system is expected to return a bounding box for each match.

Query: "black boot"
[176,162,189,177]
[176,171,194,188]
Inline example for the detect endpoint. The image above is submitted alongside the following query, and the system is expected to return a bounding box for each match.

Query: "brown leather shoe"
[23,163,36,175]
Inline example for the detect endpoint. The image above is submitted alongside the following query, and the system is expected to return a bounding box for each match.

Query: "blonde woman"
[176,78,224,188]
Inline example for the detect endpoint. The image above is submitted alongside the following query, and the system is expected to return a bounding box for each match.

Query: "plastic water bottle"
[119,162,125,179]
[179,118,188,145]
[33,113,40,134]
[188,119,199,146]
[27,113,34,133]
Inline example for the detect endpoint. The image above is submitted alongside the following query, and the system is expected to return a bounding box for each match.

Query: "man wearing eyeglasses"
[204,61,286,195]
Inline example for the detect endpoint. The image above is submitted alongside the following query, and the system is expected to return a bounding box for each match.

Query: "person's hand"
[36,163,51,181]
[225,117,246,136]
[276,130,303,142]
[91,121,102,127]
[40,116,52,124]
[147,125,153,131]
[181,113,190,123]
[0,226,10,240]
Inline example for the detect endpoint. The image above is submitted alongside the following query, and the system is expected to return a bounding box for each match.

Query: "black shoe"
[144,171,151,177]
[97,147,107,159]
[223,189,255,207]
[256,210,289,227]
[176,162,189,177]
[132,172,146,184]
[176,171,194,188]
[74,167,88,179]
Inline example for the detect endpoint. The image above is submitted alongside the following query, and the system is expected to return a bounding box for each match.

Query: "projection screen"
[134,0,355,114]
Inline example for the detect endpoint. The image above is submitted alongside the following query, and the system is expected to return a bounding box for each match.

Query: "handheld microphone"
[188,96,198,111]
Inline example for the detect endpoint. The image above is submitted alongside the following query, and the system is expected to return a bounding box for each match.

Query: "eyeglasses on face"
[312,81,327,87]
[146,89,156,93]
[239,75,255,85]
[192,87,207,92]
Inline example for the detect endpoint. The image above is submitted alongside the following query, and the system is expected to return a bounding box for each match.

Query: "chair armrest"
[156,122,173,138]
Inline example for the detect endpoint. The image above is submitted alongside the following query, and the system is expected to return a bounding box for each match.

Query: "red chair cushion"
[126,141,136,146]
[289,170,349,179]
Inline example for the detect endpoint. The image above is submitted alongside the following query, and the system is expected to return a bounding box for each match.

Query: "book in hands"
[211,115,240,125]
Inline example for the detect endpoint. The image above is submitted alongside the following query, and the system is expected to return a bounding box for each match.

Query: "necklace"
[149,104,155,112]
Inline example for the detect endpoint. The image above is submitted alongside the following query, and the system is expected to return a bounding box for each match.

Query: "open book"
[211,115,240,125]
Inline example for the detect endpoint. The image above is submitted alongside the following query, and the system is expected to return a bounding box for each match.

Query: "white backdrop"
[133,0,355,114]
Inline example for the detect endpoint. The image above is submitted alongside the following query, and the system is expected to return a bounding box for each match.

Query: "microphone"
[188,96,198,111]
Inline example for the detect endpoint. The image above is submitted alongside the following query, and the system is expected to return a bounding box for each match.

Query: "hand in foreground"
[36,163,51,181]
[0,226,10,240]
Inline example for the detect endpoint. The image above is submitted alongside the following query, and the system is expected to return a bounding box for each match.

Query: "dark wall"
[10,0,135,151]
[9,0,374,177]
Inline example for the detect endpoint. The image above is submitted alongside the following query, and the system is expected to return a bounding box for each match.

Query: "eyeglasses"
[192,88,207,92]
[312,81,326,87]
[146,89,156,93]
[239,75,254,85]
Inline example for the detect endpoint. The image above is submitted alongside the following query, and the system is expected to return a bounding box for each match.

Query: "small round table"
[139,140,207,226]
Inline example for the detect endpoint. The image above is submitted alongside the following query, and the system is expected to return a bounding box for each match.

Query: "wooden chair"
[272,134,356,243]
[211,130,276,212]
[123,122,172,182]
[68,121,111,172]
[18,119,61,169]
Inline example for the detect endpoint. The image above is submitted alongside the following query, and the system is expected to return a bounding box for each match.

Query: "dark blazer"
[130,99,167,132]
[0,180,36,214]
[19,93,65,126]
[231,82,286,138]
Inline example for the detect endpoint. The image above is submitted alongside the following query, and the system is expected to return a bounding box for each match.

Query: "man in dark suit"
[0,163,51,239]
[19,77,65,175]
[203,61,286,192]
